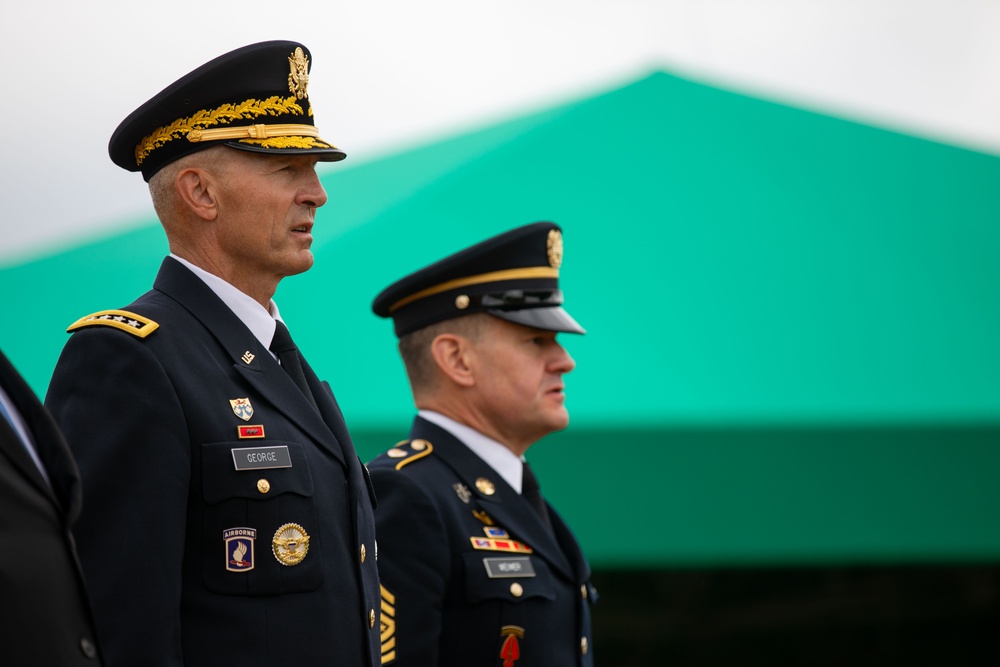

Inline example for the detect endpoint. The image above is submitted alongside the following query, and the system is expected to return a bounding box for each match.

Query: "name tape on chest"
[231,445,292,470]
[483,556,536,578]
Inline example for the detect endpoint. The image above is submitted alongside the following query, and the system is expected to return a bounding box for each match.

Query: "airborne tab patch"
[67,310,159,338]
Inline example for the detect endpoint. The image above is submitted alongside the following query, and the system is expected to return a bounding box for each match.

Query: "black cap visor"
[487,306,586,334]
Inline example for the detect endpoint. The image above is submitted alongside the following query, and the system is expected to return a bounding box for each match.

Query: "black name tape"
[483,556,535,578]
[231,445,292,471]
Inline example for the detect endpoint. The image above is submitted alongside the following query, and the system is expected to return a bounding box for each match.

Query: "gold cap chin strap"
[187,123,319,143]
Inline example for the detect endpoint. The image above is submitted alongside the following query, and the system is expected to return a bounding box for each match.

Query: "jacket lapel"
[153,258,346,467]
[411,417,575,580]
[0,349,79,519]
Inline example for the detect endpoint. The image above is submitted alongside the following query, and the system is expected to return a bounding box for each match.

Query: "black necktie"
[522,461,554,535]
[269,321,318,410]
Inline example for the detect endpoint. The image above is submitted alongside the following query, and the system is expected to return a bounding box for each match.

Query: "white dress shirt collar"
[418,409,524,494]
[169,254,280,353]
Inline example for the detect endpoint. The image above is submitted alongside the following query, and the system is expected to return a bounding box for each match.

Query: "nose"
[550,342,575,375]
[298,167,328,209]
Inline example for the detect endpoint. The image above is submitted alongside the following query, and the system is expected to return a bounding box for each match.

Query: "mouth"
[291,222,314,235]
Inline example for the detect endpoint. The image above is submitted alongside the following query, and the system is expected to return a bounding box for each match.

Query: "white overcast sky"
[2,0,999,264]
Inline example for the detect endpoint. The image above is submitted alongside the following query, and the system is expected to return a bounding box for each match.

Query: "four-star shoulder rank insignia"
[67,310,159,338]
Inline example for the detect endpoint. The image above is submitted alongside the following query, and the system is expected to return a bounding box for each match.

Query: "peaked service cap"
[109,40,345,181]
[372,222,586,337]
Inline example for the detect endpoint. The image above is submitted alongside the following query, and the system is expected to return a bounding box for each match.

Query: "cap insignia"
[546,229,563,268]
[288,47,309,99]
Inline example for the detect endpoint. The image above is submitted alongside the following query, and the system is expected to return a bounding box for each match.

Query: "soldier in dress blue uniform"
[368,222,596,667]
[44,41,381,667]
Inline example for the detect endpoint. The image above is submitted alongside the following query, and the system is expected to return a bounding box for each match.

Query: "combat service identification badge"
[230,398,254,421]
[500,626,524,667]
[224,527,256,572]
[272,523,310,566]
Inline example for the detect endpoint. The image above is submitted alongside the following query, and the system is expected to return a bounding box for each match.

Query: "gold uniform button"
[510,582,523,597]
[581,584,588,599]
[369,609,376,627]
[581,637,589,655]
[360,543,367,563]
[257,479,270,494]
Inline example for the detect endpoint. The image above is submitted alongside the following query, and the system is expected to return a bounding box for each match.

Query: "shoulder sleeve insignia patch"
[392,438,434,471]
[380,583,397,664]
[67,310,160,338]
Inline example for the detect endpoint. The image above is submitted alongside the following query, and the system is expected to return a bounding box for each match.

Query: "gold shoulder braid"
[67,310,159,338]
[383,439,434,471]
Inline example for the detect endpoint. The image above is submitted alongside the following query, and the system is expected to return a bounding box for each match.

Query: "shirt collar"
[169,254,280,353]
[418,409,524,494]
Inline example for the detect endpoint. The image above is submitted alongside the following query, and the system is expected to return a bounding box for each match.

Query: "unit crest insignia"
[230,398,254,421]
[500,625,525,667]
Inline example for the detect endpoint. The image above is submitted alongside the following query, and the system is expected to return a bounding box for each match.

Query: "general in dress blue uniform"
[368,222,596,667]
[45,41,380,667]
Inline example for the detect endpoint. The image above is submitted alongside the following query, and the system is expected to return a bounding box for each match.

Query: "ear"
[174,167,218,221]
[429,333,476,389]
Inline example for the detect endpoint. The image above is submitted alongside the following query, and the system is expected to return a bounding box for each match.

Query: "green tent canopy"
[3,71,999,568]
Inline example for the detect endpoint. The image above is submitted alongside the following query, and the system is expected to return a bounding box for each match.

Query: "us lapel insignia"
[500,625,525,667]
[453,483,472,504]
[475,477,496,495]
[230,398,254,421]
[241,351,255,364]
[224,527,256,572]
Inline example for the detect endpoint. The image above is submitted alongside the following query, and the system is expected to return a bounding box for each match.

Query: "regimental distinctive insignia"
[500,626,525,667]
[66,309,160,338]
[546,228,563,269]
[224,527,256,572]
[484,527,509,538]
[472,509,495,526]
[272,523,310,566]
[237,425,265,439]
[230,398,254,421]
[380,584,397,664]
[453,483,472,504]
[470,537,533,554]
[288,47,309,99]
[475,477,496,496]
[241,351,255,365]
